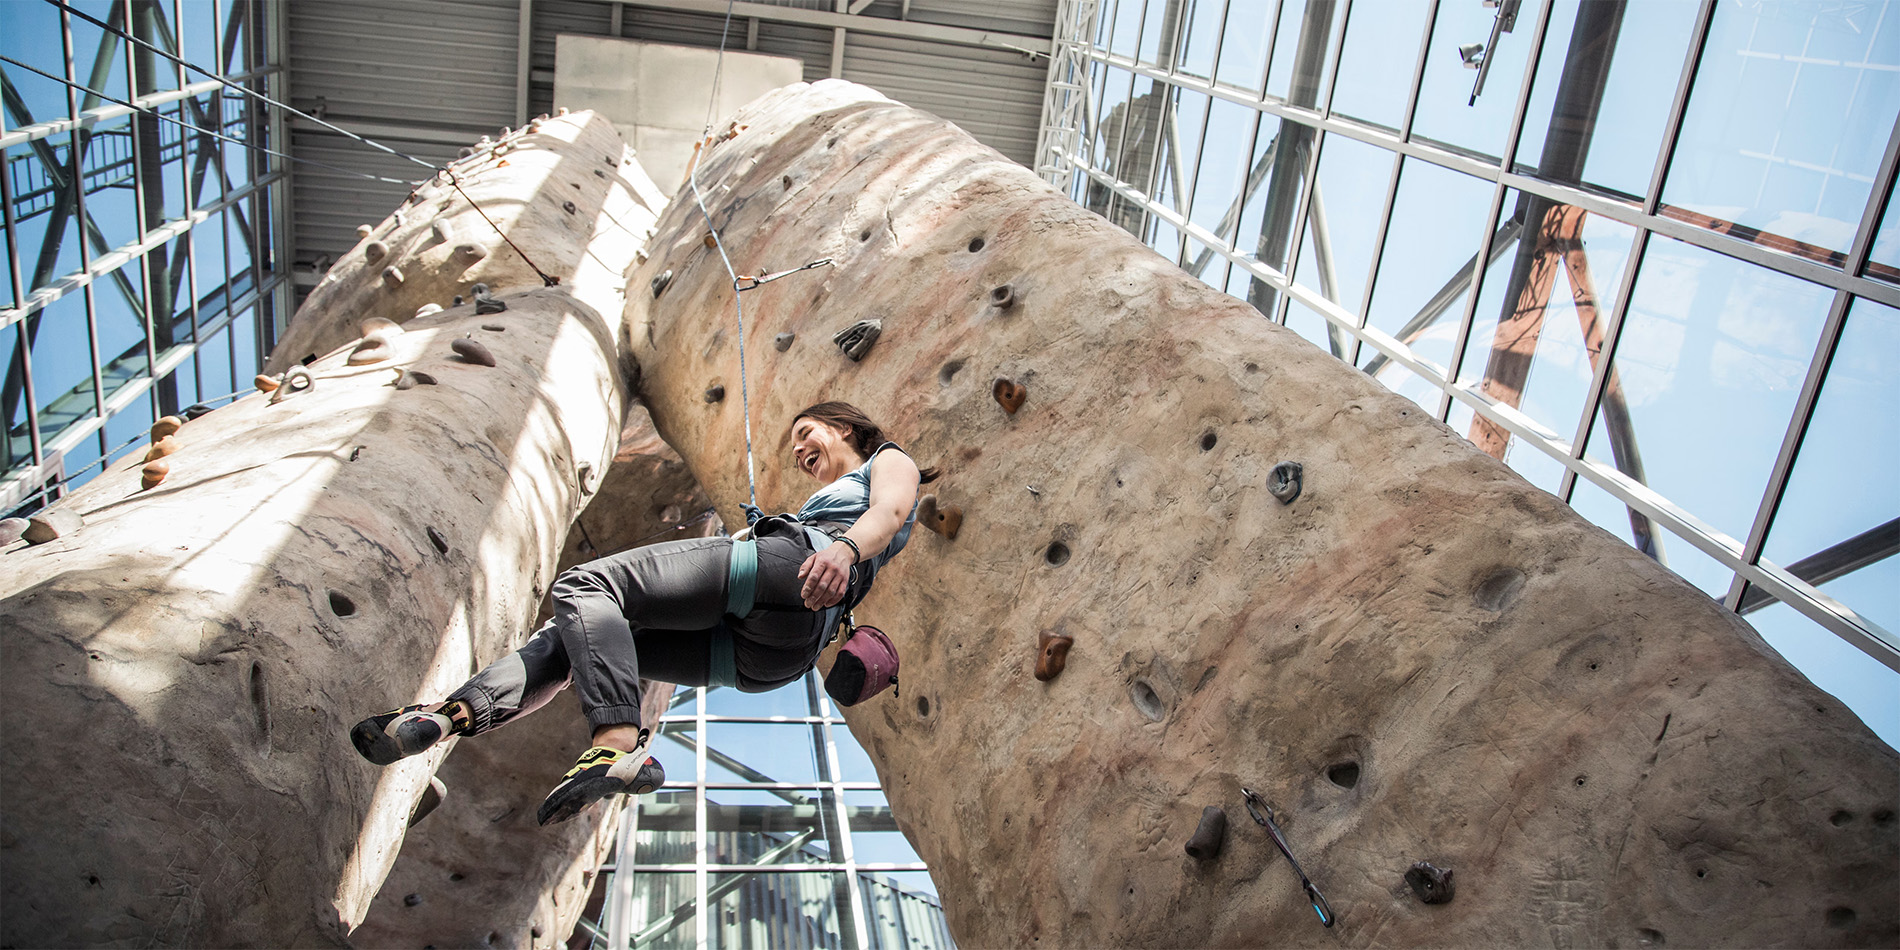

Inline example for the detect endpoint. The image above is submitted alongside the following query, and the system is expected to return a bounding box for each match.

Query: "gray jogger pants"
[447,532,829,735]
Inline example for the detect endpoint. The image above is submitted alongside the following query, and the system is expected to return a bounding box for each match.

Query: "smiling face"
[790,416,864,483]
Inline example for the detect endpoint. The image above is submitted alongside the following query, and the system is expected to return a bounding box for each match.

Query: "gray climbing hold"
[990,284,1015,310]
[1185,806,1227,860]
[381,266,404,288]
[356,224,374,239]
[431,219,454,243]
[364,240,388,263]
[408,776,447,828]
[1268,461,1303,505]
[1405,862,1455,905]
[481,324,506,332]
[562,200,577,214]
[0,517,29,545]
[455,242,488,262]
[474,290,507,314]
[392,369,438,390]
[451,337,497,367]
[774,332,795,352]
[651,270,673,298]
[23,508,83,544]
[832,319,882,362]
[270,366,315,405]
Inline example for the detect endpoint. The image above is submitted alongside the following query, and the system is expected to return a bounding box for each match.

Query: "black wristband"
[835,535,862,564]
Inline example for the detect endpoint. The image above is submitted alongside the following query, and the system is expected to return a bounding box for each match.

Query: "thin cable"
[448,175,559,286]
[686,0,761,523]
[46,0,438,172]
[0,53,414,185]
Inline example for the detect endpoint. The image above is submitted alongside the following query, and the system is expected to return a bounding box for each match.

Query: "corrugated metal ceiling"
[286,0,1059,296]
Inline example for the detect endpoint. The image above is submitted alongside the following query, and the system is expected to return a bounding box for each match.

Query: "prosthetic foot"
[349,702,468,766]
[537,733,665,825]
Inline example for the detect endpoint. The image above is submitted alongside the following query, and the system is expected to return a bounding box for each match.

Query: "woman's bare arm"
[797,449,922,609]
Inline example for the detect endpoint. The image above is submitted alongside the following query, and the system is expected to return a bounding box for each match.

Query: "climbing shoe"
[537,740,664,825]
[350,703,467,766]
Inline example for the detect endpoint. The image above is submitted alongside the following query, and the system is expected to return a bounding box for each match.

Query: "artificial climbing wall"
[622,80,1899,948]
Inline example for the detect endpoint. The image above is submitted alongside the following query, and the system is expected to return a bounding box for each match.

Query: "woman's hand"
[798,542,855,609]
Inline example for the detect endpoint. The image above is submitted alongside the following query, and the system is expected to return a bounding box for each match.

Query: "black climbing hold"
[651,270,673,298]
[595,169,607,178]
[832,319,882,362]
[328,590,357,617]
[563,200,577,214]
[967,237,985,252]
[1326,762,1360,789]
[426,526,449,555]
[482,324,505,332]
[1405,862,1455,904]
[452,338,498,367]
[1200,431,1217,451]
[1185,806,1227,860]
[990,285,1015,309]
[775,332,795,351]
[404,893,422,907]
[1826,907,1856,928]
[453,296,465,307]
[1267,461,1303,504]
[182,403,215,420]
[705,384,726,403]
[474,291,507,315]
[782,175,793,188]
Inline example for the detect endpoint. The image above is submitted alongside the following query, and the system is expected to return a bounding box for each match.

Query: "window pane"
[1867,179,1900,285]
[1187,98,1256,235]
[1410,0,1536,162]
[2,322,27,470]
[843,791,920,866]
[1568,475,1733,595]
[1176,0,1226,78]
[1457,196,1637,456]
[1149,214,1182,263]
[1093,76,1164,235]
[1293,133,1393,319]
[1138,0,1176,66]
[709,871,847,950]
[1664,0,1900,259]
[1366,360,1441,415]
[1763,299,1899,578]
[1163,87,1212,214]
[1232,112,1288,265]
[1330,0,1431,131]
[1361,158,1495,371]
[1184,238,1227,290]
[1447,398,1570,495]
[94,262,150,408]
[1107,0,1145,59]
[30,293,99,447]
[707,680,812,718]
[620,871,696,948]
[1747,597,1899,752]
[1284,298,1343,357]
[1215,0,1274,91]
[704,789,836,866]
[1515,0,1698,199]
[1265,0,1343,108]
[1584,237,1831,541]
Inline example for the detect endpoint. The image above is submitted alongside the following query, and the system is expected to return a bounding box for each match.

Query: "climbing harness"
[1241,786,1336,928]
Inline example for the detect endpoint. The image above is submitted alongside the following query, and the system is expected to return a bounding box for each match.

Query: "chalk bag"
[825,624,899,707]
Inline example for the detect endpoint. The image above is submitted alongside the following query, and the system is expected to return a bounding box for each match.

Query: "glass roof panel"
[1867,182,1900,286]
[1177,0,1226,79]
[1583,236,1831,543]
[1762,298,1899,570]
[1663,0,1900,259]
[1514,0,1698,200]
[1187,97,1256,236]
[1446,398,1569,496]
[1329,0,1430,132]
[1265,0,1342,108]
[1568,474,1732,595]
[1748,595,1899,751]
[1361,157,1495,372]
[1293,132,1393,322]
[1107,0,1145,59]
[1409,0,1535,163]
[1214,0,1274,92]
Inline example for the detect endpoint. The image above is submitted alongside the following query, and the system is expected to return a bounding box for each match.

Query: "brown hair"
[792,401,940,483]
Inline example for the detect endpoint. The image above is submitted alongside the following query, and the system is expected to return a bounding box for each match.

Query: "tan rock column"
[0,111,657,946]
[623,80,1899,949]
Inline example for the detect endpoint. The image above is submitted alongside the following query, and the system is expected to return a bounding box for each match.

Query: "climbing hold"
[992,377,1026,415]
[0,517,27,545]
[270,366,315,404]
[703,233,717,249]
[144,436,179,462]
[455,242,488,263]
[382,266,405,288]
[453,295,465,307]
[151,416,185,440]
[22,508,83,544]
[471,282,490,296]
[1185,806,1228,860]
[1267,461,1303,504]
[774,332,796,352]
[650,270,673,298]
[577,462,597,496]
[431,218,454,243]
[474,291,507,315]
[563,200,577,214]
[392,210,405,227]
[557,106,570,115]
[408,776,448,828]
[414,303,442,318]
[704,384,726,403]
[481,324,505,332]
[916,494,961,540]
[1035,631,1073,682]
[363,240,388,263]
[990,285,1015,310]
[356,224,374,239]
[349,337,394,365]
[403,893,422,908]
[1405,862,1455,905]
[182,404,213,421]
[832,319,882,362]
[451,337,497,366]
[254,374,279,393]
[392,369,438,390]
[140,460,169,491]
[360,317,402,337]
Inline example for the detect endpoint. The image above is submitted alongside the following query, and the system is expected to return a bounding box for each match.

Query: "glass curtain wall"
[2,0,287,517]
[583,677,954,950]
[1035,0,1900,747]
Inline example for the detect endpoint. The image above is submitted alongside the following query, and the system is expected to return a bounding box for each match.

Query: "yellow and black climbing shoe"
[350,703,465,766]
[537,741,664,825]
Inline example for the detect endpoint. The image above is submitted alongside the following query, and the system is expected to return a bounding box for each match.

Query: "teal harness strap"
[712,538,758,689]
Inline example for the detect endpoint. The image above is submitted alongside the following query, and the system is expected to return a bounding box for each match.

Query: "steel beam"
[605,0,1055,53]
